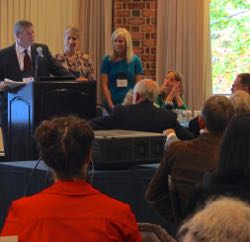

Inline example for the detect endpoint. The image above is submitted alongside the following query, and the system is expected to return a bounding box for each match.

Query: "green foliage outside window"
[211,0,250,94]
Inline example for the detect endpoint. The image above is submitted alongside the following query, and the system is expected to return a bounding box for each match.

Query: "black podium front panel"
[4,80,96,161]
[34,81,96,122]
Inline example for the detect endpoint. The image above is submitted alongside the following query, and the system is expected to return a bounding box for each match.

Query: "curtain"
[79,0,112,102]
[156,0,211,110]
[0,0,79,53]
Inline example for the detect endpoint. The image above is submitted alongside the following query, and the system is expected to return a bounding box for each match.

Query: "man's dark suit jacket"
[90,100,194,139]
[0,43,72,82]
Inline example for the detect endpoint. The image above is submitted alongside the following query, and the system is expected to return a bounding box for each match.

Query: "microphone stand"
[34,55,40,81]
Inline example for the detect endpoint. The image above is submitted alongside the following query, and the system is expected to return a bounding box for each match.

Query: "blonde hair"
[64,26,80,40]
[178,197,250,242]
[110,28,134,63]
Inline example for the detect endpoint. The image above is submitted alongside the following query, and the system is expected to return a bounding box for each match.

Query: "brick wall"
[113,0,157,79]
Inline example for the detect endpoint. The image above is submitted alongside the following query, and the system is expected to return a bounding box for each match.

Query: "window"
[210,0,250,94]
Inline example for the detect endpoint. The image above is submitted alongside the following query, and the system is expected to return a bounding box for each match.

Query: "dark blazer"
[90,100,193,139]
[0,43,72,82]
[145,132,222,221]
[185,171,250,217]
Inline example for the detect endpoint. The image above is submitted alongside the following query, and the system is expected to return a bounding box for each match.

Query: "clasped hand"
[76,76,88,81]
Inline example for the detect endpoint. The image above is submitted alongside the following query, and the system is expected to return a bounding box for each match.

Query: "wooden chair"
[138,222,176,242]
[168,174,183,226]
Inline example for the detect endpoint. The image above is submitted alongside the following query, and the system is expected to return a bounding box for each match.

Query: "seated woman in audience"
[185,113,250,217]
[55,26,93,80]
[1,116,142,242]
[156,70,187,110]
[101,28,143,112]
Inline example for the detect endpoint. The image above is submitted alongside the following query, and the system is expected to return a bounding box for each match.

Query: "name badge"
[116,79,128,88]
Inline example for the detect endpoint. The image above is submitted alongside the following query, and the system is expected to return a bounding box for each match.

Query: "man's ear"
[136,93,140,102]
[133,92,140,104]
[198,115,205,130]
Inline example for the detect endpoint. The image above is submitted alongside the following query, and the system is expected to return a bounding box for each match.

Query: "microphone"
[35,47,43,80]
[36,47,44,58]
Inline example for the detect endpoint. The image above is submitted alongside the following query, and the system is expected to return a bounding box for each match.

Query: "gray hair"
[178,197,250,242]
[133,79,159,103]
[201,95,234,133]
[64,26,80,40]
[14,19,33,37]
[229,90,250,116]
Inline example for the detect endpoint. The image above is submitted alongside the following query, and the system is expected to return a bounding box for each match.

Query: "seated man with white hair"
[90,79,193,140]
[177,197,250,242]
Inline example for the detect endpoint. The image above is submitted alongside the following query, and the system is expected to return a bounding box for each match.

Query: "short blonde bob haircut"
[64,26,80,40]
[110,28,134,63]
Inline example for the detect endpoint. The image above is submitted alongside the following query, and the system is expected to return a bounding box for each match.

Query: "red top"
[1,180,142,242]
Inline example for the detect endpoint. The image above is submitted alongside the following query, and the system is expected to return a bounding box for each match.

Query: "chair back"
[168,174,183,226]
[138,222,176,242]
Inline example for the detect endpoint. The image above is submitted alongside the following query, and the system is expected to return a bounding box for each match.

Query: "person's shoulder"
[98,192,134,218]
[0,44,15,55]
[113,104,129,113]
[101,55,112,67]
[7,190,45,212]
[167,135,197,152]
[33,43,48,48]
[157,106,178,118]
[102,55,110,61]
[55,53,65,61]
[132,54,142,62]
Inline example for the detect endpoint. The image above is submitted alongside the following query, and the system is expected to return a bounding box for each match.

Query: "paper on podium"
[4,78,34,89]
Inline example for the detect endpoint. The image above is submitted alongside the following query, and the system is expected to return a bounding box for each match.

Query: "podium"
[3,80,96,161]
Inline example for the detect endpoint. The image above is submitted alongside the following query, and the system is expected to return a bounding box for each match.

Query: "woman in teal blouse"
[100,28,143,112]
[156,70,187,110]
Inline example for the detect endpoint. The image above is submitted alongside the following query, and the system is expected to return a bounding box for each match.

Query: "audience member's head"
[199,95,234,134]
[161,70,184,96]
[178,197,250,242]
[217,113,250,178]
[63,26,80,54]
[133,79,159,104]
[14,19,34,48]
[110,27,134,62]
[231,73,250,94]
[229,90,250,116]
[34,116,94,180]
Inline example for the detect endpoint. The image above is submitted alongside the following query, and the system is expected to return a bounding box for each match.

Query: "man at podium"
[0,19,72,91]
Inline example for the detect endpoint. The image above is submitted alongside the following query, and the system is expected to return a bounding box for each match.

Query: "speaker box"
[93,130,165,169]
